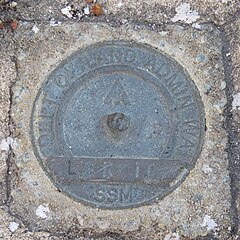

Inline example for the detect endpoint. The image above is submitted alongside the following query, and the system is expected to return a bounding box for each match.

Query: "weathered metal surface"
[31,41,205,209]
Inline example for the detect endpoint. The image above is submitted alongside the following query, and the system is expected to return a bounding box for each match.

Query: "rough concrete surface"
[0,0,240,239]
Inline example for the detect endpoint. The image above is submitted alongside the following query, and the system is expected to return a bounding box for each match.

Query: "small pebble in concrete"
[221,81,226,90]
[10,1,17,9]
[214,98,227,114]
[77,215,84,226]
[124,220,139,231]
[203,83,212,94]
[36,205,50,219]
[0,20,4,29]
[159,40,166,48]
[96,218,111,230]
[10,19,19,30]
[196,54,206,63]
[8,222,19,233]
[91,3,103,16]
[202,215,217,231]
[194,193,203,202]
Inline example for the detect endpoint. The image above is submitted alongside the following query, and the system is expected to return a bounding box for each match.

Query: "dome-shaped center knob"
[106,113,129,132]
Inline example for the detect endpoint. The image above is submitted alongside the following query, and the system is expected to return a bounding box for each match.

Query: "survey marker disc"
[32,41,205,209]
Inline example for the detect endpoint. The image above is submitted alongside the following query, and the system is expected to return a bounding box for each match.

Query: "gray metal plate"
[31,41,205,209]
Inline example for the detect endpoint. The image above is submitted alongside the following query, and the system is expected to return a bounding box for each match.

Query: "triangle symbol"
[104,80,130,106]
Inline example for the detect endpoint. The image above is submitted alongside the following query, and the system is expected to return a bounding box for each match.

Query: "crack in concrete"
[3,31,28,227]
[220,25,239,235]
[6,54,18,206]
[6,52,19,205]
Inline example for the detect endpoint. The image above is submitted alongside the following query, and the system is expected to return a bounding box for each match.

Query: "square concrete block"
[9,22,230,238]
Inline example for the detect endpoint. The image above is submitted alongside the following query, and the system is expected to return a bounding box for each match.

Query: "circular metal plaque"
[32,41,205,209]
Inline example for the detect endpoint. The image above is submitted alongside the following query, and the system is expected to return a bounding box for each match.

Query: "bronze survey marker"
[31,41,205,209]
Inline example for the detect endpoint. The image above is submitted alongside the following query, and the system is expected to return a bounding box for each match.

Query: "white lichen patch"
[32,25,39,34]
[49,19,62,27]
[202,164,213,174]
[117,1,124,8]
[172,3,200,24]
[61,6,73,18]
[8,222,19,232]
[202,215,217,231]
[36,205,50,219]
[232,92,240,110]
[83,6,90,15]
[164,232,180,240]
[0,137,17,158]
[192,22,201,29]
[0,138,10,153]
